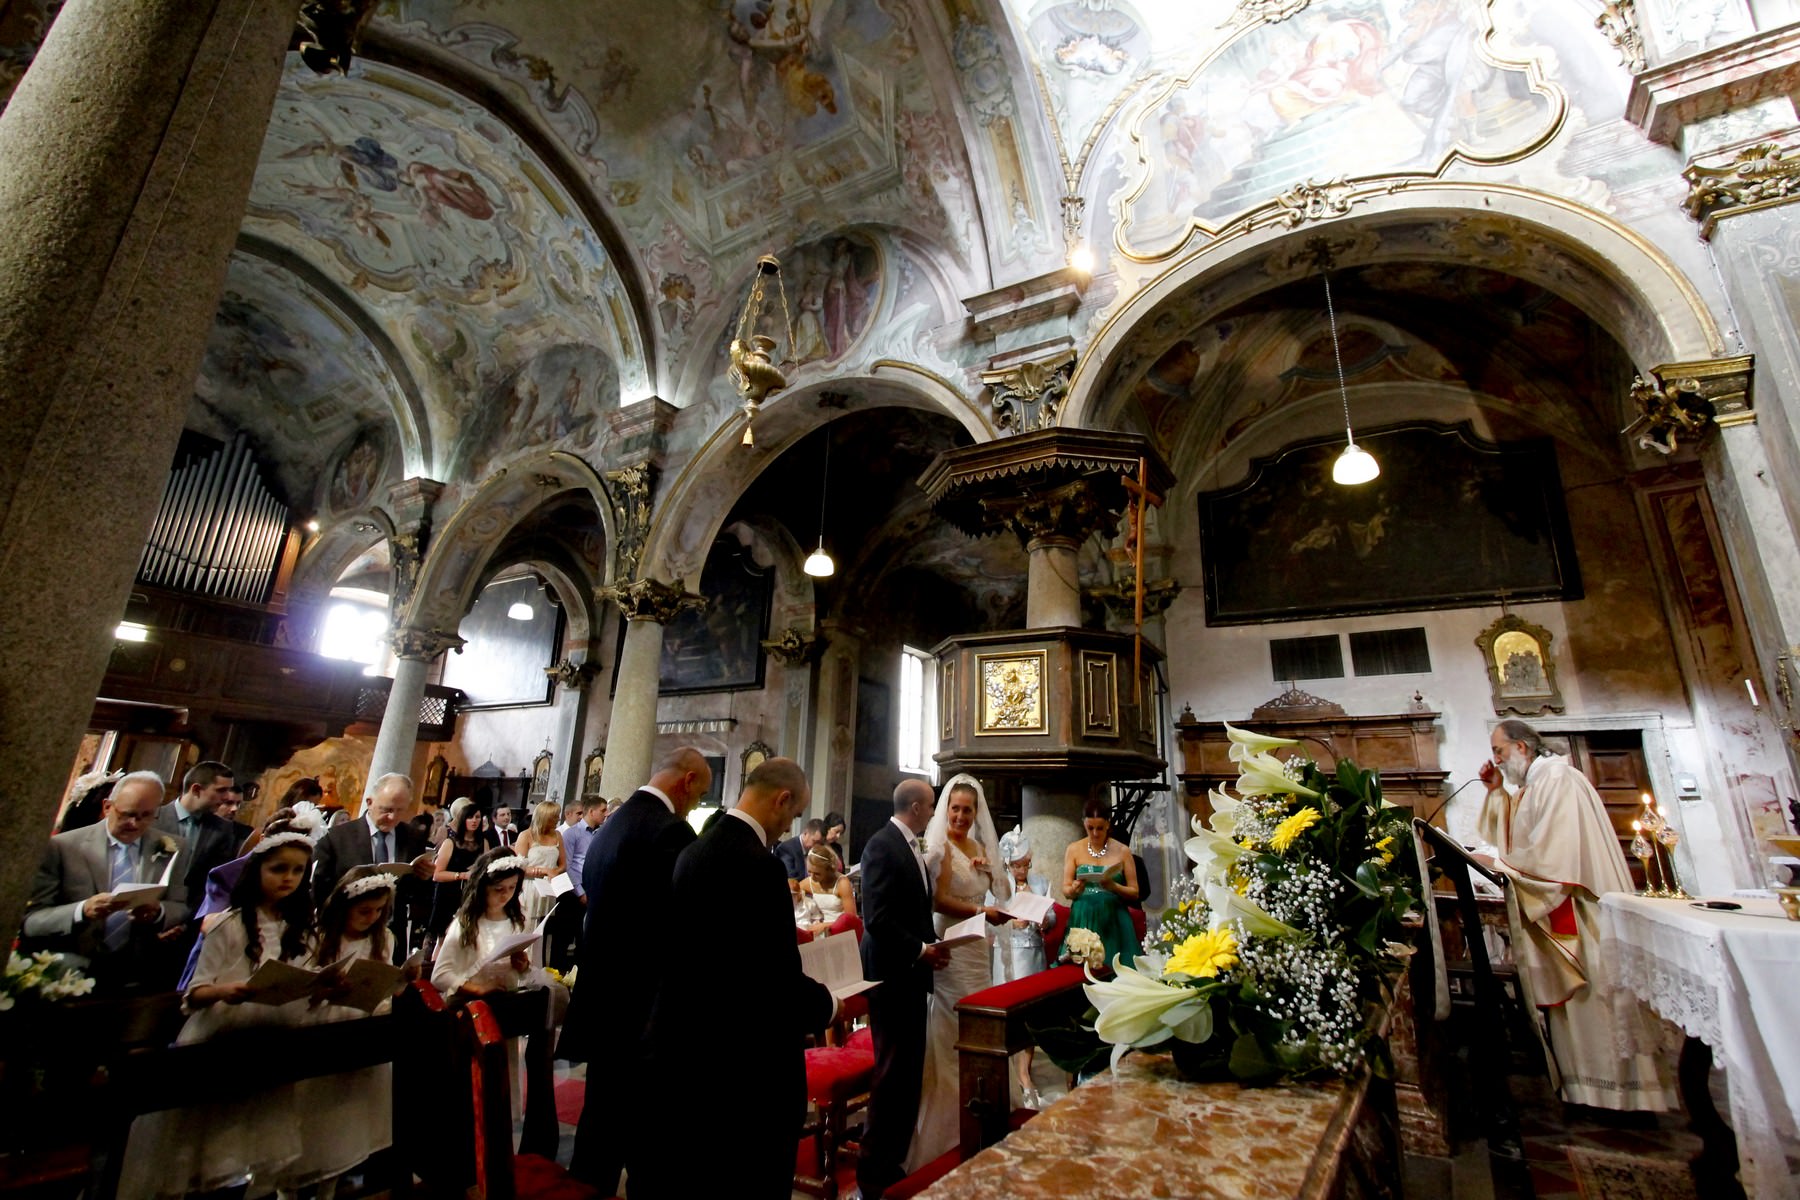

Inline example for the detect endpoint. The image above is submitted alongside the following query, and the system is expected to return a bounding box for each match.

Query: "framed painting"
[617,535,772,696]
[1196,421,1582,625]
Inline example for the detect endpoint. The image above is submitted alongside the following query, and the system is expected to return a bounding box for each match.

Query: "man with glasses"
[23,771,190,991]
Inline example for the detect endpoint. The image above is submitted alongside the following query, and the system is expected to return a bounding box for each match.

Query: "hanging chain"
[1322,271,1355,437]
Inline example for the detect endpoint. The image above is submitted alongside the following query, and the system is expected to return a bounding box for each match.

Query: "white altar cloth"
[1598,893,1799,1199]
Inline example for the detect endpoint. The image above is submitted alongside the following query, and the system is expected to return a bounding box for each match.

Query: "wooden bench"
[951,964,1089,1159]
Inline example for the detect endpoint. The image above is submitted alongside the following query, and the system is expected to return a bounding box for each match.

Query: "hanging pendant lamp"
[803,423,835,578]
[1321,269,1380,486]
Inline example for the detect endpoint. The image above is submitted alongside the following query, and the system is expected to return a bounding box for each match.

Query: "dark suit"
[774,834,807,880]
[650,814,834,1200]
[21,822,191,990]
[857,819,940,1198]
[567,790,696,1191]
[311,814,426,908]
[153,801,238,900]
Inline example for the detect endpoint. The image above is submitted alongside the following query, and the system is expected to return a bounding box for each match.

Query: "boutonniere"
[151,835,180,858]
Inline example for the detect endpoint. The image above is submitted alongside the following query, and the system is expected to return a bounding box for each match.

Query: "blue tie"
[104,841,135,950]
[375,831,390,863]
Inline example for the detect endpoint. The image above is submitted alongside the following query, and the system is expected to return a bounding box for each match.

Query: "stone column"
[543,658,599,804]
[810,623,862,822]
[0,0,295,942]
[763,626,827,773]
[596,579,703,801]
[369,629,463,794]
[1025,535,1082,627]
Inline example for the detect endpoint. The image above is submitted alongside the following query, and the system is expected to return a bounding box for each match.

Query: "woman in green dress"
[1061,796,1140,969]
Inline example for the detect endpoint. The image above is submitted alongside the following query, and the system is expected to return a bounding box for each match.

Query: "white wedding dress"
[906,837,996,1172]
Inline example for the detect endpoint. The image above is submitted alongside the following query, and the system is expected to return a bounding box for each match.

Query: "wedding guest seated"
[796,845,858,937]
[822,810,848,869]
[179,804,327,989]
[22,770,189,992]
[777,818,825,896]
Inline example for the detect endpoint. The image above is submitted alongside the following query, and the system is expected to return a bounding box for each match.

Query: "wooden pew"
[952,964,1089,1159]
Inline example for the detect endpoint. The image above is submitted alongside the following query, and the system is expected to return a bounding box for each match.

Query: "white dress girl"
[294,932,396,1191]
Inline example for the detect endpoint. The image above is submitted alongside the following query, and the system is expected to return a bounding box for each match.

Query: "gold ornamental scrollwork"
[599,577,705,625]
[761,626,827,667]
[1595,1,1646,73]
[1683,143,1800,230]
[388,627,464,662]
[980,349,1077,435]
[977,651,1048,735]
[544,658,601,690]
[604,463,655,583]
[1628,374,1714,455]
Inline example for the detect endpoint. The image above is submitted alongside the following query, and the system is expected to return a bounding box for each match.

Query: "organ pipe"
[138,433,289,602]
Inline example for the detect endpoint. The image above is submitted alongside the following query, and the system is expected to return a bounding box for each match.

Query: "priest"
[1477,719,1677,1112]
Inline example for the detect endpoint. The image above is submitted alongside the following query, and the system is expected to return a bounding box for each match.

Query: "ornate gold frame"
[581,748,604,803]
[975,650,1049,736]
[1475,614,1564,716]
[1079,650,1119,738]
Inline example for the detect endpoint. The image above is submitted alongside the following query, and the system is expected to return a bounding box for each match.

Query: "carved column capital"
[388,626,463,662]
[980,349,1076,435]
[1093,577,1183,621]
[987,476,1119,549]
[1633,356,1756,454]
[384,477,443,615]
[544,657,601,690]
[600,577,705,625]
[1684,143,1800,230]
[1594,1,1645,73]
[762,625,827,666]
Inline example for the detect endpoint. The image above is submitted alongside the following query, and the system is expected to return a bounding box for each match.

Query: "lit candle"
[1632,820,1642,832]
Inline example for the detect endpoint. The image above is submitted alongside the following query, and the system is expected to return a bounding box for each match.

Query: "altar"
[916,1052,1396,1200]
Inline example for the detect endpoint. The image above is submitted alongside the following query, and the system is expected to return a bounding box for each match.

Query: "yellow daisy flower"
[1164,928,1240,980]
[1269,807,1322,853]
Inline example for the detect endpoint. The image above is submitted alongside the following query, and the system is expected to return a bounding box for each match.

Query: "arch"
[1061,185,1725,432]
[289,507,397,606]
[498,552,600,652]
[235,235,433,477]
[405,450,617,634]
[636,373,989,587]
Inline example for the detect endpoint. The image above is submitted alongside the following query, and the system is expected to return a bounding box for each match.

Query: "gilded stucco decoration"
[1684,143,1800,230]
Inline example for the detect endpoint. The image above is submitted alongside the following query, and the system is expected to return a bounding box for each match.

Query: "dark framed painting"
[1196,421,1582,625]
[855,678,891,765]
[647,535,773,696]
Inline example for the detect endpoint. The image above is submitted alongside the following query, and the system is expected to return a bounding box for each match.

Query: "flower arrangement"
[1078,723,1420,1083]
[1061,927,1106,971]
[1,949,96,1010]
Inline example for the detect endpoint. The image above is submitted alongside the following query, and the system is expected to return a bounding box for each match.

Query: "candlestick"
[1631,821,1658,896]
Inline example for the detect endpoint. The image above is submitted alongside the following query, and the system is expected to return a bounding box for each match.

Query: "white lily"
[1084,957,1203,1050]
[1224,721,1300,763]
[1235,750,1319,799]
[1185,824,1249,885]
[1206,789,1242,837]
[1205,882,1303,939]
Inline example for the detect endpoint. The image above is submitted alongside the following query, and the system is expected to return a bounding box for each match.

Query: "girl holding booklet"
[293,865,405,1200]
[116,823,318,1199]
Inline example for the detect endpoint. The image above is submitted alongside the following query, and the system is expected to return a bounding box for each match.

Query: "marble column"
[0,0,295,942]
[369,629,462,795]
[596,579,703,801]
[810,623,863,822]
[1025,535,1082,627]
[543,659,598,805]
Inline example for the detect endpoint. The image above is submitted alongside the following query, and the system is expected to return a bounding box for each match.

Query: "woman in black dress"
[427,798,494,951]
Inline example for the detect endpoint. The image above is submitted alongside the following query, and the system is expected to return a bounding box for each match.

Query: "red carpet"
[554,1077,585,1126]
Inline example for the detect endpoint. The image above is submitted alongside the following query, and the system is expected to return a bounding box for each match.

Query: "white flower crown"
[484,855,527,875]
[340,873,398,899]
[250,831,315,856]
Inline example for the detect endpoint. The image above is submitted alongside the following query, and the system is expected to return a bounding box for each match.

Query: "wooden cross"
[1120,456,1164,708]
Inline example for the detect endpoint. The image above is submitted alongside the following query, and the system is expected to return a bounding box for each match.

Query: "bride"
[907,774,1010,1171]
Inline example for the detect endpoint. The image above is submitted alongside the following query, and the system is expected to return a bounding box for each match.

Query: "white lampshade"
[506,601,534,621]
[803,542,835,578]
[1331,441,1380,485]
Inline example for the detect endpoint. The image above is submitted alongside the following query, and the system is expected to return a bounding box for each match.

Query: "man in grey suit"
[23,771,190,991]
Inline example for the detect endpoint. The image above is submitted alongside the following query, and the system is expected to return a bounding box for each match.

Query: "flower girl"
[117,822,317,1198]
[291,865,404,1200]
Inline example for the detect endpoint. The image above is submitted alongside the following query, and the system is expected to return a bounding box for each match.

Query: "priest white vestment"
[1477,753,1677,1111]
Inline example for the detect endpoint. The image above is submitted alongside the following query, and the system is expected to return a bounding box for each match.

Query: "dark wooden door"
[1547,730,1651,888]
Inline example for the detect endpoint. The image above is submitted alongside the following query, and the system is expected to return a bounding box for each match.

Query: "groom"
[857,778,952,1199]
[649,757,837,1199]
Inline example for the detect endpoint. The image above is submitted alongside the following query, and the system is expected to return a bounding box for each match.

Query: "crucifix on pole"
[1120,455,1164,708]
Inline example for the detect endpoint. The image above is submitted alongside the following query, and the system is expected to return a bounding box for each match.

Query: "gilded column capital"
[600,577,705,625]
[987,476,1119,549]
[762,625,827,666]
[544,657,601,690]
[1683,143,1800,231]
[980,350,1076,435]
[1093,576,1183,621]
[604,462,656,583]
[388,626,463,662]
[1629,356,1756,452]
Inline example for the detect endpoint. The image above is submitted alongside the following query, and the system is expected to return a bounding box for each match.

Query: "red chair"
[794,930,875,1200]
[797,925,814,944]
[460,1000,602,1200]
[828,912,863,939]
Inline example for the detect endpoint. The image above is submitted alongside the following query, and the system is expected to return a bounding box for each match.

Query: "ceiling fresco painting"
[191,251,411,510]
[384,0,988,360]
[1117,0,1560,256]
[243,56,644,475]
[450,341,620,483]
[325,425,395,517]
